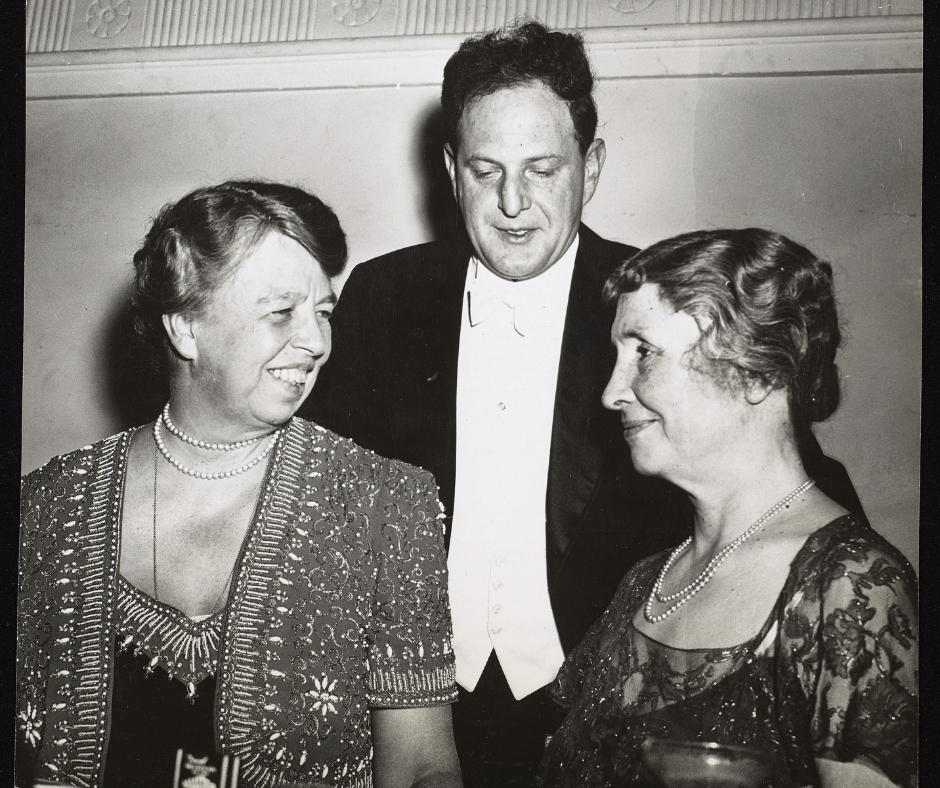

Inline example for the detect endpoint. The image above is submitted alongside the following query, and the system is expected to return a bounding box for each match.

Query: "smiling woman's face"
[185,231,336,433]
[601,284,749,488]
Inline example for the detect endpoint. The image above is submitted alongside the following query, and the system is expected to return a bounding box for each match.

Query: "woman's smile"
[621,418,656,438]
[269,366,313,388]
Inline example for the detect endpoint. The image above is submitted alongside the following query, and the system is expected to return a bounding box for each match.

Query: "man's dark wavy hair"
[441,20,598,155]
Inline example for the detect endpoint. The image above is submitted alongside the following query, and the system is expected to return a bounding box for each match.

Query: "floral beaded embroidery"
[18,420,457,788]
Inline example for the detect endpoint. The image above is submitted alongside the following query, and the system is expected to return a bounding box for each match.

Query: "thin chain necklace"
[152,437,277,615]
[162,403,264,451]
[153,417,281,480]
[645,479,816,624]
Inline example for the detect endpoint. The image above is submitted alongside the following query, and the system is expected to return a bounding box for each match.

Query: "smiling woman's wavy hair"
[130,180,347,373]
[604,228,842,443]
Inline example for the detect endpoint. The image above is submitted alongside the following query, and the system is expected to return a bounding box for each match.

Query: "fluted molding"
[26,0,922,52]
[26,16,923,100]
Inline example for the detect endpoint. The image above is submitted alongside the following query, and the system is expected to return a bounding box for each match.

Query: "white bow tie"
[467,277,556,337]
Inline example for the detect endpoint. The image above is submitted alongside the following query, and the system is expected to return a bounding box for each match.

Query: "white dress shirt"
[448,238,579,700]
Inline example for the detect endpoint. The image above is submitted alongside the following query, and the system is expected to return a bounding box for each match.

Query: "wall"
[24,20,921,569]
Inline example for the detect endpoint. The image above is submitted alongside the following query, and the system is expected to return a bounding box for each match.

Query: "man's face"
[444,82,606,281]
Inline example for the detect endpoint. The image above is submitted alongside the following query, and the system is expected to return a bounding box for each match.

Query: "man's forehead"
[455,83,580,152]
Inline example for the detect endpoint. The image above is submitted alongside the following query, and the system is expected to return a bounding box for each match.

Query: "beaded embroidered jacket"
[17,418,458,788]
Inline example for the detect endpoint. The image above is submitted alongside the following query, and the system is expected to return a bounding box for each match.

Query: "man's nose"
[602,362,636,411]
[498,174,531,218]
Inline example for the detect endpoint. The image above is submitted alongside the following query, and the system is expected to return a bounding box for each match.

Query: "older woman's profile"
[17,181,463,788]
[539,229,917,788]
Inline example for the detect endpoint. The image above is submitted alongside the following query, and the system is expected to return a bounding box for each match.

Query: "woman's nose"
[498,175,531,218]
[293,310,330,358]
[602,362,635,411]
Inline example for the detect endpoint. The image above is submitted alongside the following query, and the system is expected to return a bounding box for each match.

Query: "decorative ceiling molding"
[27,0,922,53]
[26,16,922,100]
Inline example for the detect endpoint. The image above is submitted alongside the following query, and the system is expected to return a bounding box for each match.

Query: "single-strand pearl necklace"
[153,417,282,480]
[161,403,264,451]
[645,479,816,623]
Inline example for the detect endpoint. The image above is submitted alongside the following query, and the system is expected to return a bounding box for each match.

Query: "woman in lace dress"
[18,181,462,788]
[539,229,917,788]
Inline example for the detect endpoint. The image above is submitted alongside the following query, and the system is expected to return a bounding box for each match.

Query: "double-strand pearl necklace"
[645,479,816,624]
[161,403,264,451]
[153,412,282,480]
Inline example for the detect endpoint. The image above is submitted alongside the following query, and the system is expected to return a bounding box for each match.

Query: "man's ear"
[582,138,607,207]
[162,312,198,362]
[443,143,458,199]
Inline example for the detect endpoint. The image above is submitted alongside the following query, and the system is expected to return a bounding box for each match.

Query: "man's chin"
[480,253,554,281]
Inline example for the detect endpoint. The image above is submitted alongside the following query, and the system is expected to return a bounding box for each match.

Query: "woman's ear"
[743,375,775,405]
[162,312,198,361]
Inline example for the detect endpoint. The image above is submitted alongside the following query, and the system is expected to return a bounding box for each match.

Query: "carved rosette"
[86,0,131,39]
[611,0,657,12]
[333,0,382,27]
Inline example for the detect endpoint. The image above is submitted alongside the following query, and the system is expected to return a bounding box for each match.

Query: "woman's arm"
[816,757,902,788]
[798,526,918,787]
[372,706,462,788]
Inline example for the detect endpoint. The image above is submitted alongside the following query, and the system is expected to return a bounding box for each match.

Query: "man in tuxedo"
[301,21,862,787]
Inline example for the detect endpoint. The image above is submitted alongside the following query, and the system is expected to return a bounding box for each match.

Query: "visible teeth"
[271,368,308,384]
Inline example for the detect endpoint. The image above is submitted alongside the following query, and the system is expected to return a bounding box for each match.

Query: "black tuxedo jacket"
[300,225,864,653]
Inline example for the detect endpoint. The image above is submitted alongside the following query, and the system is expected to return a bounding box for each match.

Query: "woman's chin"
[626,447,660,477]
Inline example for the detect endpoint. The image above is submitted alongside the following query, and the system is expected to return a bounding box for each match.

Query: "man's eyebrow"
[524,154,564,164]
[465,154,564,166]
[321,292,338,306]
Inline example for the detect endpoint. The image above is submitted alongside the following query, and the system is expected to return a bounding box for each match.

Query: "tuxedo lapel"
[545,227,626,581]
[385,235,471,546]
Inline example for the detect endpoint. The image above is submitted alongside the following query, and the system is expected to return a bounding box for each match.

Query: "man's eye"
[472,169,498,180]
[317,309,334,321]
[637,344,654,360]
[530,169,555,178]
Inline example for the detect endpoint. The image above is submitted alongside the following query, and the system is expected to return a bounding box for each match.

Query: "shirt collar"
[465,236,579,335]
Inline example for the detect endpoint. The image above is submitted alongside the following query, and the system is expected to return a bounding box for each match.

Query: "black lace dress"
[539,516,918,788]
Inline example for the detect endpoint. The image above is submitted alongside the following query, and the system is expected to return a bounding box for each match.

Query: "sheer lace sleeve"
[365,459,458,708]
[783,520,918,787]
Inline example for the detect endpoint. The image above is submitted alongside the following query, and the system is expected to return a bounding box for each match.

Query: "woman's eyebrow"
[257,290,302,304]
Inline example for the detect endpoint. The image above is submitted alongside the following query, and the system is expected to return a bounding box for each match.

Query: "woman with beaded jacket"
[17,181,462,788]
[538,229,917,788]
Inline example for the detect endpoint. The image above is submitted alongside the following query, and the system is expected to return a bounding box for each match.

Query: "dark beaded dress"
[539,516,918,788]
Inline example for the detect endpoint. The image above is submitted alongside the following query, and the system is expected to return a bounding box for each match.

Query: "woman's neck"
[684,441,810,556]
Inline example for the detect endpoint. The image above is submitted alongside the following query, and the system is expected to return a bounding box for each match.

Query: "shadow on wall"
[102,283,169,430]
[416,105,463,242]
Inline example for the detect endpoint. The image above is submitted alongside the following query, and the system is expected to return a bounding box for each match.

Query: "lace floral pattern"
[540,516,917,788]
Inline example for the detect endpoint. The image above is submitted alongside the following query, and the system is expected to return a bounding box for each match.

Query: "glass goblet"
[641,737,773,788]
